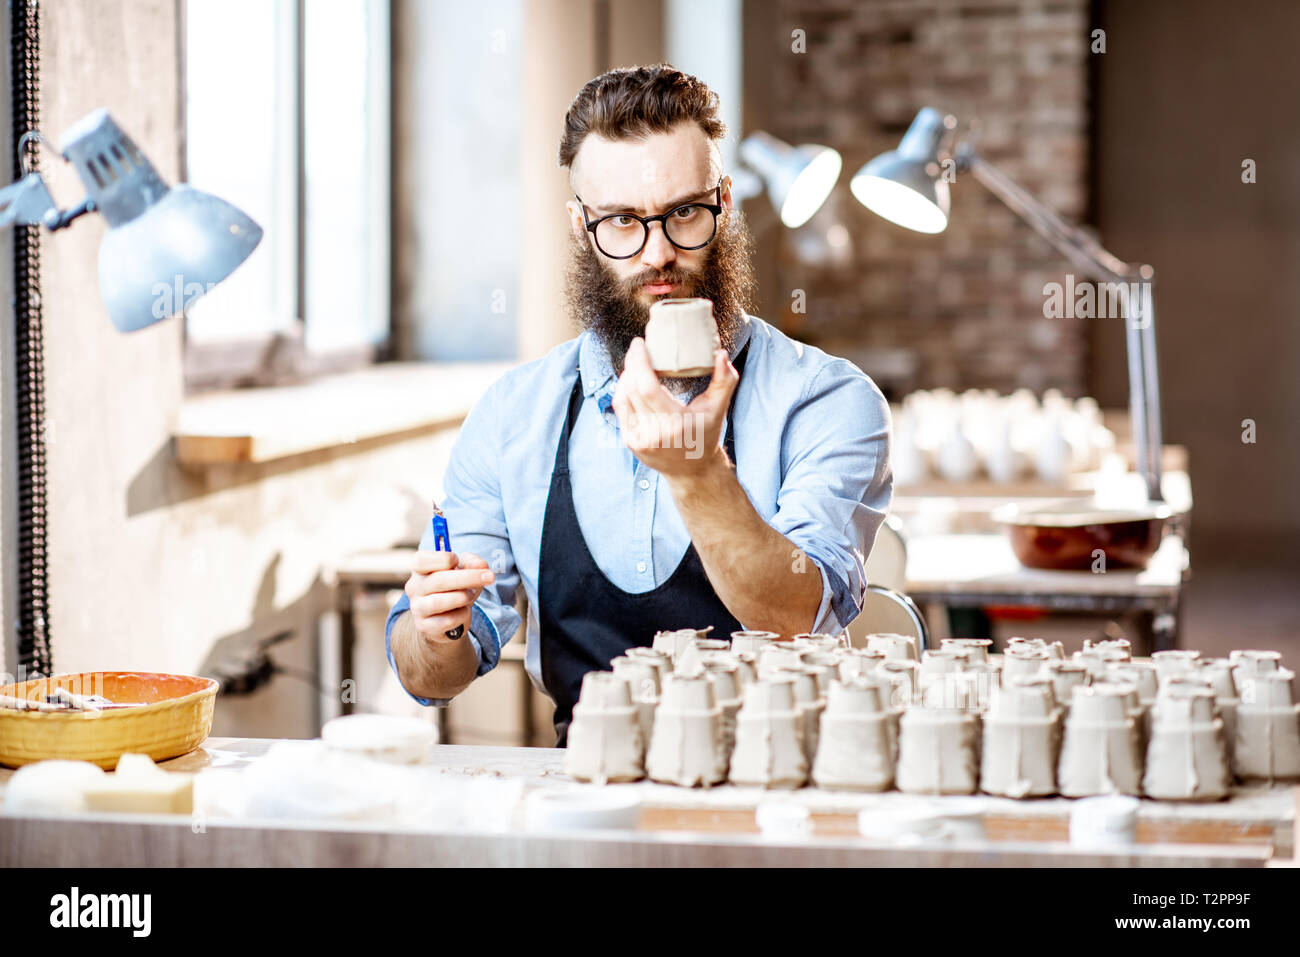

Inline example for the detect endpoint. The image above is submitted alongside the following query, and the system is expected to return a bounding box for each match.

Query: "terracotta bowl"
[994,500,1172,571]
[0,671,218,769]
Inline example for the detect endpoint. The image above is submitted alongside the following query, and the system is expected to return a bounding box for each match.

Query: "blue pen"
[432,503,465,640]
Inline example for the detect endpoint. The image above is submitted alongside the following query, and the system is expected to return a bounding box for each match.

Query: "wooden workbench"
[1,739,1292,867]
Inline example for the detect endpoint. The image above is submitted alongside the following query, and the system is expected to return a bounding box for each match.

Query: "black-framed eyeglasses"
[575,178,724,259]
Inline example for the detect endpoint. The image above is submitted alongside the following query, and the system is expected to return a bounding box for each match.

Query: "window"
[182,0,391,389]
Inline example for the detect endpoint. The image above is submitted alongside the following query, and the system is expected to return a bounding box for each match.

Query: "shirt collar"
[578,312,754,398]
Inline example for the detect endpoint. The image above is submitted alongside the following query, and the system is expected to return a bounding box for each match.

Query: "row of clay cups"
[731,674,899,790]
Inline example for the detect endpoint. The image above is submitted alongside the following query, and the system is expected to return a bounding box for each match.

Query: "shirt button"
[638,479,650,490]
[636,561,648,573]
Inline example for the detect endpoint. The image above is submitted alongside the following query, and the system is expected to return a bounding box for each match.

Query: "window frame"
[179,0,392,394]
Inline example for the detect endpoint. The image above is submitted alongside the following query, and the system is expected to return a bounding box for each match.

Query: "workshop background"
[0,0,1296,745]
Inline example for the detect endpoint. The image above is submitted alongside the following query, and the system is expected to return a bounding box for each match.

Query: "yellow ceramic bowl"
[0,671,218,769]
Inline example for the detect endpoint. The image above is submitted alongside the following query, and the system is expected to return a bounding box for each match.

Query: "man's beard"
[566,209,756,397]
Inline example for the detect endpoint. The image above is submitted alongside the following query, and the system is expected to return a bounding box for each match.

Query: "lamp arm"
[961,149,1139,283]
[958,146,1165,502]
[0,173,96,232]
[0,173,58,229]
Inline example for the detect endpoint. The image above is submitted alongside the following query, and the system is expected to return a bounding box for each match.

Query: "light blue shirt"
[386,313,893,705]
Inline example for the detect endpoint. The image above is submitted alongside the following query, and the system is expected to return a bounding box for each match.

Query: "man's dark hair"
[558,64,726,169]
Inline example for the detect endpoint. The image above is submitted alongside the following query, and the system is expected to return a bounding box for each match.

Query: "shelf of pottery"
[565,629,1300,800]
[890,387,1176,496]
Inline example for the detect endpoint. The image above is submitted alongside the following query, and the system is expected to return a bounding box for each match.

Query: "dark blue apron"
[538,341,751,746]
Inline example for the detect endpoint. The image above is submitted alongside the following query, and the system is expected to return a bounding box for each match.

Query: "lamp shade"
[850,107,950,234]
[739,131,842,229]
[60,109,262,332]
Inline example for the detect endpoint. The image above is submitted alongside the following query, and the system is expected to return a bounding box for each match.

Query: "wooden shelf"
[175,360,516,466]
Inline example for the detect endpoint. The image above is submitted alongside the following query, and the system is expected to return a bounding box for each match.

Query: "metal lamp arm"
[0,172,97,232]
[958,146,1139,283]
[954,144,1165,503]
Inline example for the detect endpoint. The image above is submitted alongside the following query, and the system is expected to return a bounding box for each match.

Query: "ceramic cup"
[645,672,726,787]
[1057,683,1143,797]
[611,655,661,747]
[729,630,781,655]
[564,672,646,784]
[729,677,808,788]
[896,706,980,795]
[811,679,894,791]
[1232,668,1300,782]
[980,679,1059,798]
[1142,685,1230,801]
[941,638,992,664]
[866,633,919,662]
[644,297,721,377]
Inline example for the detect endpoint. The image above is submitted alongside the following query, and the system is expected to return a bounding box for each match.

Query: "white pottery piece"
[611,655,661,747]
[866,633,919,662]
[1104,660,1158,705]
[644,297,720,377]
[941,638,992,664]
[838,648,886,682]
[651,626,714,664]
[729,630,781,655]
[676,638,732,674]
[1058,683,1143,797]
[935,421,979,483]
[1002,644,1050,686]
[1233,668,1300,782]
[564,672,646,784]
[728,677,808,788]
[800,653,840,697]
[772,667,824,767]
[1081,637,1132,662]
[896,706,980,795]
[756,641,809,680]
[1142,686,1230,801]
[979,680,1060,798]
[811,679,894,791]
[1152,649,1200,685]
[699,658,743,769]
[645,672,726,787]
[1048,660,1089,712]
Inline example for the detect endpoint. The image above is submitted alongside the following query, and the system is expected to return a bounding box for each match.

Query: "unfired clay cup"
[729,677,808,788]
[867,633,919,662]
[1233,668,1300,782]
[1152,649,1201,685]
[1002,645,1050,686]
[676,638,732,674]
[896,706,979,795]
[645,297,720,377]
[1058,683,1143,797]
[941,638,992,663]
[700,658,742,768]
[564,672,646,784]
[611,655,660,747]
[730,630,781,655]
[980,680,1059,798]
[646,672,726,787]
[1142,685,1230,801]
[1049,660,1089,709]
[1229,649,1282,676]
[811,679,894,791]
[757,642,810,680]
[838,649,886,682]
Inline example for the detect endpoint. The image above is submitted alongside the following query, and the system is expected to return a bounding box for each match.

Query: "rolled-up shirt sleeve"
[766,359,893,635]
[385,381,522,707]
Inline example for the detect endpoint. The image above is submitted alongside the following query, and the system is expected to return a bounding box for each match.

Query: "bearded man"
[386,64,892,745]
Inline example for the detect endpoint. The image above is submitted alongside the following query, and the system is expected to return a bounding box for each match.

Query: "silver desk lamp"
[0,108,262,331]
[851,108,1164,503]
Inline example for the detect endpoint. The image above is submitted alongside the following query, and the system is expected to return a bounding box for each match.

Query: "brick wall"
[751,0,1091,395]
